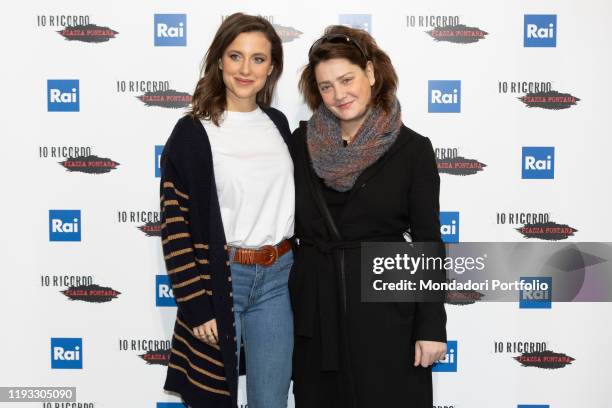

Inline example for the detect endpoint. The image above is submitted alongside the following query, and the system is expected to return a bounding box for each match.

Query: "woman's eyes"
[228,54,266,63]
[319,77,354,92]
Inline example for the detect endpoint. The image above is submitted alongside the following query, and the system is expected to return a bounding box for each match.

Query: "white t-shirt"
[202,108,295,248]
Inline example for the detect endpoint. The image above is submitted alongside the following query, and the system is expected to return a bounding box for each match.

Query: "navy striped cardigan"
[159,107,292,408]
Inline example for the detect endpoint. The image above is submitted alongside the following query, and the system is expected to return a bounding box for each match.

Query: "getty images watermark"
[360,242,612,303]
[372,251,549,293]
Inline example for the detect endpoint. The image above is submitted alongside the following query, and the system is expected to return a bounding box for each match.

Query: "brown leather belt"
[229,239,292,266]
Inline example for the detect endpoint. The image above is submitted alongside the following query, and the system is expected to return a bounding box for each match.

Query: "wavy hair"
[190,13,283,125]
[299,25,398,113]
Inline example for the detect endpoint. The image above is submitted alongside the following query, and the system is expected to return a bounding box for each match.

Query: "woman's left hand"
[414,340,447,368]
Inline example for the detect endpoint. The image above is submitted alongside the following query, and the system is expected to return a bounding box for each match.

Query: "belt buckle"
[260,245,277,266]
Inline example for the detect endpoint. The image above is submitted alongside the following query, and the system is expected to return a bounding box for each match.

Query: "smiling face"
[314,58,375,123]
[220,31,274,111]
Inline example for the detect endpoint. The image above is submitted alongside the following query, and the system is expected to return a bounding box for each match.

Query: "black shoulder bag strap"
[299,120,342,240]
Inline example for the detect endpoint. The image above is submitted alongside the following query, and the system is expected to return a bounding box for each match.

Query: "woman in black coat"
[289,25,447,408]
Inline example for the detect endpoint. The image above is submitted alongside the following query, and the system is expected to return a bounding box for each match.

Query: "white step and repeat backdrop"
[2,0,612,407]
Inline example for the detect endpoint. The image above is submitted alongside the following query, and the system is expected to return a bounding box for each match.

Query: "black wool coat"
[288,123,447,408]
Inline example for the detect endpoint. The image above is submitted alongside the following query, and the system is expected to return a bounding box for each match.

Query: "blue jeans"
[230,249,294,408]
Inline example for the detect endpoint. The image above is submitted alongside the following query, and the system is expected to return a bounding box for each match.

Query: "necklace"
[342,133,355,146]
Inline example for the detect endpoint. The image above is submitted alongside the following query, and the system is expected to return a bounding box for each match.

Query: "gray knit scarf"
[307,99,401,192]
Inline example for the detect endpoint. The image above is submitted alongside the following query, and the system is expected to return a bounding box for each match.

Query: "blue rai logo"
[428,80,461,113]
[154,14,186,46]
[519,277,552,309]
[156,275,176,307]
[51,338,83,369]
[155,145,164,178]
[49,210,81,242]
[524,15,556,47]
[339,14,372,32]
[432,340,457,372]
[47,80,79,112]
[440,212,460,243]
[522,147,555,179]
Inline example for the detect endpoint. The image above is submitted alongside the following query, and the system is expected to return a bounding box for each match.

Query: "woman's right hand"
[193,319,218,345]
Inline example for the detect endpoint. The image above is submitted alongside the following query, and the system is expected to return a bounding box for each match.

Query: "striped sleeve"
[160,155,214,329]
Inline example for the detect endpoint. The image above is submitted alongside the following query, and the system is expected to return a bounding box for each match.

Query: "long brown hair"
[299,25,398,113]
[190,13,283,125]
